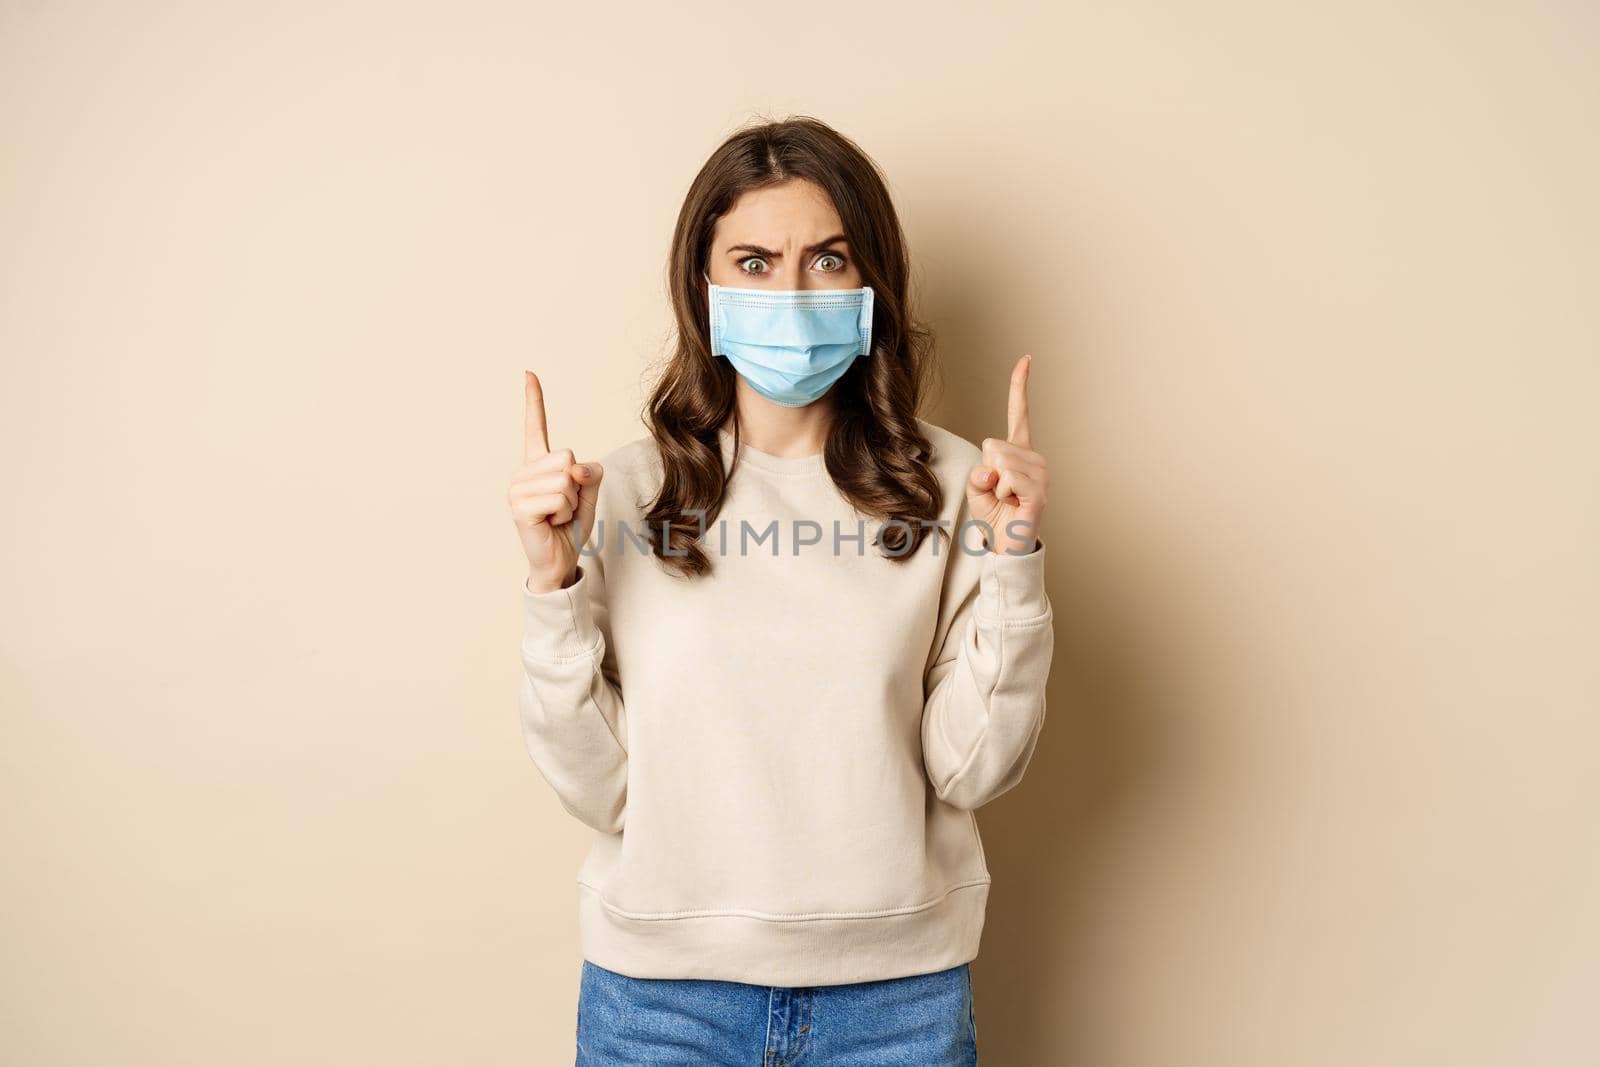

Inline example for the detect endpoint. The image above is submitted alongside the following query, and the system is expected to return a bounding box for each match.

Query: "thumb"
[573,460,605,524]
[966,463,997,501]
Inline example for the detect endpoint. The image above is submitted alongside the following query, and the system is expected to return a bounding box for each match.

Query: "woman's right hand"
[509,370,604,594]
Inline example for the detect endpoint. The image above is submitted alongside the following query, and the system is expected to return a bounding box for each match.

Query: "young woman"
[508,116,1053,1065]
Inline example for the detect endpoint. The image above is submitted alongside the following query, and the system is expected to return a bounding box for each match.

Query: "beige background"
[3,1,1597,1064]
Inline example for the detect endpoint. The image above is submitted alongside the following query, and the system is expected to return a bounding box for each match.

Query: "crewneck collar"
[717,426,828,477]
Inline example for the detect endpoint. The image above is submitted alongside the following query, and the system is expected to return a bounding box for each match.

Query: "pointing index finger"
[524,370,550,460]
[1007,354,1033,448]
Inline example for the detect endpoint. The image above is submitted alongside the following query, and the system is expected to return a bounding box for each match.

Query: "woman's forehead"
[714,180,844,246]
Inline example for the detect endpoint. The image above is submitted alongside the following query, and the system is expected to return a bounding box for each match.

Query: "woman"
[508,116,1053,1065]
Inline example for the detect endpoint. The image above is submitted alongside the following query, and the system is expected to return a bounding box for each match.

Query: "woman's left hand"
[966,354,1048,556]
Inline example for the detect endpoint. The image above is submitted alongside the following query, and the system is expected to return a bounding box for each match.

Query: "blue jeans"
[575,959,979,1065]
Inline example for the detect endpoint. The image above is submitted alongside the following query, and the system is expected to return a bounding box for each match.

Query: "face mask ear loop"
[704,271,722,357]
[860,286,875,357]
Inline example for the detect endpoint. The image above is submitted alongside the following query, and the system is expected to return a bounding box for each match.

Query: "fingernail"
[577,464,590,478]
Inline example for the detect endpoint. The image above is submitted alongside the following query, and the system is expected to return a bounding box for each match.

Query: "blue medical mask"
[705,275,874,407]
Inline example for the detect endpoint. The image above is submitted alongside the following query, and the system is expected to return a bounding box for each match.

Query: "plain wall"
[3,2,1596,1063]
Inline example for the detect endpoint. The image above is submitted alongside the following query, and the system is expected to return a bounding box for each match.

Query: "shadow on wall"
[925,214,1200,1065]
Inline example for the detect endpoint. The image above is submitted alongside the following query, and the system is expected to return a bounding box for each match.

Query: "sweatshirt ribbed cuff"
[976,537,1051,622]
[521,566,602,661]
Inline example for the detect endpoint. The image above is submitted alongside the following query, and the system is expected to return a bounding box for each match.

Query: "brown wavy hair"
[641,115,943,578]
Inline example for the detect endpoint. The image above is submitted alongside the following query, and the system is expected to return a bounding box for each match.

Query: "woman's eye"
[814,253,845,272]
[738,257,769,274]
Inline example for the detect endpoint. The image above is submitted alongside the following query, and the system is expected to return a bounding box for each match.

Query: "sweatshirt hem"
[575,878,991,986]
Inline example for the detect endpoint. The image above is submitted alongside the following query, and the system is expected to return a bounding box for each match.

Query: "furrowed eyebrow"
[726,234,849,258]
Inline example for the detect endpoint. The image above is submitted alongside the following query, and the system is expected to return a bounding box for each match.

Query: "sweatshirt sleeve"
[519,555,628,835]
[920,536,1055,811]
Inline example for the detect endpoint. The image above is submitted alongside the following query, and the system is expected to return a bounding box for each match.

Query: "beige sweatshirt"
[518,419,1054,986]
